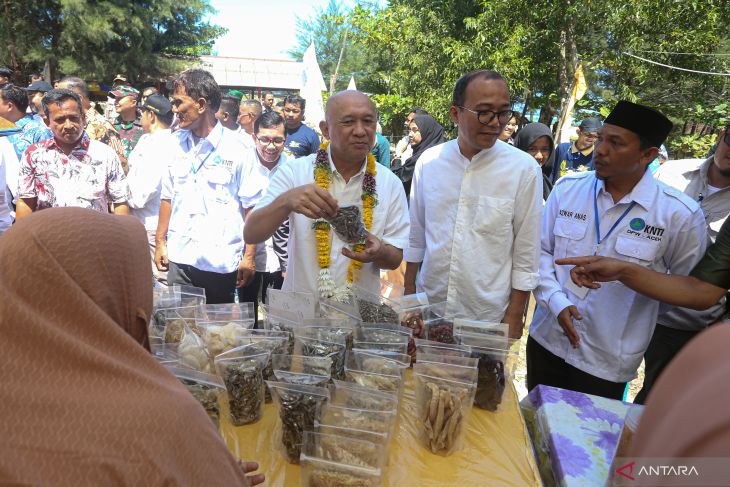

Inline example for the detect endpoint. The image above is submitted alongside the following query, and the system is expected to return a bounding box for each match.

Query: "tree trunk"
[330,29,349,95]
[554,1,578,143]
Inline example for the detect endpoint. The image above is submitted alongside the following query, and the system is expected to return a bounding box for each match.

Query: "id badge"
[565,279,590,300]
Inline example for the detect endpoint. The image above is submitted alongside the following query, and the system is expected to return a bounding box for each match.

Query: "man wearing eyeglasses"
[404,69,543,339]
[238,111,291,323]
[551,117,602,184]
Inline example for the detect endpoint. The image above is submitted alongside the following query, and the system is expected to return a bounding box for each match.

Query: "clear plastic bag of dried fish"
[273,353,332,386]
[344,351,404,394]
[352,286,400,324]
[267,381,330,464]
[297,328,348,380]
[168,366,225,430]
[458,333,518,412]
[235,335,289,402]
[413,362,478,456]
[414,338,473,360]
[301,431,383,487]
[319,404,394,452]
[326,204,369,244]
[262,304,302,355]
[353,326,411,355]
[330,379,399,414]
[214,347,269,426]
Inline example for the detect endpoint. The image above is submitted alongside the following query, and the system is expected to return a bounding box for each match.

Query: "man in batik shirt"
[15,89,129,219]
[57,77,128,172]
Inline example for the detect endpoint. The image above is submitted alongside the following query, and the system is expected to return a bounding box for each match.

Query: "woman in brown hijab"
[629,324,730,457]
[0,208,258,486]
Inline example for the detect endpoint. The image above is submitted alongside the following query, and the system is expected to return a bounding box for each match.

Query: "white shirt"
[654,157,730,331]
[405,139,542,320]
[530,169,707,382]
[240,149,289,272]
[0,138,19,234]
[234,127,255,148]
[161,122,260,274]
[254,147,410,297]
[127,129,175,231]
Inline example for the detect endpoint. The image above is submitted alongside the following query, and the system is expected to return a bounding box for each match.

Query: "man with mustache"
[15,89,129,219]
[237,111,291,323]
[528,100,707,399]
[155,69,260,304]
[404,69,543,340]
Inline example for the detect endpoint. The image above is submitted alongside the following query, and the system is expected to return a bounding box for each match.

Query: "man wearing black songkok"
[527,100,708,400]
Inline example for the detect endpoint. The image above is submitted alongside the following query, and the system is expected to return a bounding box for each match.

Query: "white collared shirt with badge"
[405,139,543,321]
[239,148,289,273]
[254,146,410,298]
[161,122,258,274]
[530,169,707,383]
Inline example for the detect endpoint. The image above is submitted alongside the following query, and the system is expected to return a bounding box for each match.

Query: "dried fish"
[327,205,368,244]
[180,380,221,430]
[418,379,470,455]
[357,299,399,324]
[302,338,346,380]
[309,469,375,487]
[278,390,325,463]
[427,320,455,344]
[471,351,506,411]
[223,360,265,426]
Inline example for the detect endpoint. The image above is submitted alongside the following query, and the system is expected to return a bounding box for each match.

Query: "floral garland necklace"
[313,141,377,299]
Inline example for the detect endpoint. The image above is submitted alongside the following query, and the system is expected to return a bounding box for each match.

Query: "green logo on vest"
[629,218,645,231]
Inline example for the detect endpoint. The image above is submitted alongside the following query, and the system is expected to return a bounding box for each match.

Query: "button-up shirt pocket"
[553,217,588,259]
[614,235,660,266]
[472,196,514,239]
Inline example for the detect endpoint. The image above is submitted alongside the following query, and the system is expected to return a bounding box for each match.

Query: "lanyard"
[189,127,223,174]
[593,180,636,250]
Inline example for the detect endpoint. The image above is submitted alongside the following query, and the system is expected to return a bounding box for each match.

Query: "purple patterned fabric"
[551,433,592,480]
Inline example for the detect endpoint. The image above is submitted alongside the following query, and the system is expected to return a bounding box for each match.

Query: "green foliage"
[344,0,728,142]
[668,134,718,160]
[0,0,226,82]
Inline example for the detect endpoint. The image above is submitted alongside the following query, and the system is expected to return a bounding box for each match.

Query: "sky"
[209,0,358,60]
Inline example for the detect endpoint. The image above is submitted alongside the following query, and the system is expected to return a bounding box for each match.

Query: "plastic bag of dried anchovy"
[413,362,478,456]
[296,328,348,380]
[167,366,225,431]
[326,203,369,244]
[457,334,519,412]
[351,285,400,324]
[262,304,302,355]
[214,347,270,426]
[302,320,359,351]
[273,353,332,387]
[267,381,330,464]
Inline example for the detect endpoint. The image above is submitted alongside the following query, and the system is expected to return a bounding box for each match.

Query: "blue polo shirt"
[284,124,320,158]
[551,142,594,183]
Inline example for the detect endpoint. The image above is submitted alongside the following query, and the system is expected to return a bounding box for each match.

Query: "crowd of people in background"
[1,62,730,483]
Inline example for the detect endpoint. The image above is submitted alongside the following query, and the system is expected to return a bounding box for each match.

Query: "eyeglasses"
[256,136,285,146]
[456,106,515,125]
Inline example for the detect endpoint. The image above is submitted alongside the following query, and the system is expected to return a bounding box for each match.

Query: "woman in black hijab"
[394,113,445,198]
[514,122,555,201]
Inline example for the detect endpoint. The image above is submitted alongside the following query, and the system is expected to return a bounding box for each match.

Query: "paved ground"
[513,297,644,403]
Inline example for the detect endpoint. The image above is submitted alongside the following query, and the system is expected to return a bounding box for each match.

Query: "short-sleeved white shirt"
[161,123,260,274]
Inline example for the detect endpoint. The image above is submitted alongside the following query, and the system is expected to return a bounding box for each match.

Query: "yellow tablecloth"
[220,372,542,487]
